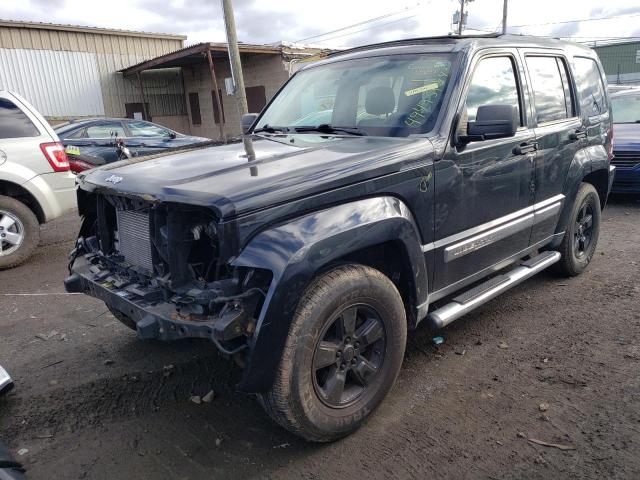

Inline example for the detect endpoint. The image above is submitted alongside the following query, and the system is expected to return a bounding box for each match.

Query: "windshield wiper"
[253,124,289,134]
[293,124,367,136]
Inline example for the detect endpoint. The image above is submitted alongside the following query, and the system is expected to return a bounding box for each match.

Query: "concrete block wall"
[183,53,289,140]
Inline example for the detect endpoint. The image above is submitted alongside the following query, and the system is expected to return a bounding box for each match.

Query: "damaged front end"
[64,190,270,356]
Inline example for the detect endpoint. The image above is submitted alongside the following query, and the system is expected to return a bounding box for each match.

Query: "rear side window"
[526,56,573,123]
[0,98,40,139]
[466,56,521,124]
[573,57,607,117]
[86,122,126,138]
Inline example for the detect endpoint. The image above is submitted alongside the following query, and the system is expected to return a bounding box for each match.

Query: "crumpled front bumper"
[64,254,249,355]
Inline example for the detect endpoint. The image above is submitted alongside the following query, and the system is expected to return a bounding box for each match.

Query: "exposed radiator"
[115,209,153,272]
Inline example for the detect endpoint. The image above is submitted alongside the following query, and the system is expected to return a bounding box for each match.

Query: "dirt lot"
[1,196,639,479]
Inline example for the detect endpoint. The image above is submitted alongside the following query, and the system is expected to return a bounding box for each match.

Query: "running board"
[427,251,561,329]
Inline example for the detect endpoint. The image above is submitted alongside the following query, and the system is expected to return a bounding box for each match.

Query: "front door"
[432,51,536,293]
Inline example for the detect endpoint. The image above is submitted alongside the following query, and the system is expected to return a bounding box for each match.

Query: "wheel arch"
[0,180,45,224]
[231,196,428,393]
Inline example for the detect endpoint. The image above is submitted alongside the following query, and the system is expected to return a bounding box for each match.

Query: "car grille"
[611,151,640,169]
[116,209,153,272]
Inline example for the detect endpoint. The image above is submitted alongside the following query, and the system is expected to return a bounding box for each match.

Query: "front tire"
[0,195,40,269]
[556,182,601,276]
[259,264,407,442]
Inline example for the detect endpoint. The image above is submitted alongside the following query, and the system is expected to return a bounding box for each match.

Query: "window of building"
[526,56,572,123]
[246,86,267,113]
[189,92,202,125]
[212,90,225,124]
[573,57,607,117]
[125,103,151,121]
[0,98,40,139]
[466,56,521,124]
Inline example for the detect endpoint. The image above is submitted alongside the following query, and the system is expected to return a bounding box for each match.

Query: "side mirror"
[168,131,177,139]
[466,104,518,141]
[242,113,259,134]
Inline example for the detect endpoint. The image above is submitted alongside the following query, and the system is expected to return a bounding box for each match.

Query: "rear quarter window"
[0,98,40,139]
[573,57,607,117]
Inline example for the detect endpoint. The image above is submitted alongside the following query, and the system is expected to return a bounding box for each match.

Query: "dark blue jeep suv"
[65,34,615,442]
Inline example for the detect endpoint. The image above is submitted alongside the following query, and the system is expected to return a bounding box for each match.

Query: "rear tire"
[556,182,600,277]
[259,264,407,442]
[0,195,40,270]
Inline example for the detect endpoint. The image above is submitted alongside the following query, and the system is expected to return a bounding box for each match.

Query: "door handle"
[569,128,588,141]
[513,141,538,155]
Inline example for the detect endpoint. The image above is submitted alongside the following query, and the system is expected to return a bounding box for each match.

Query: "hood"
[79,135,433,218]
[613,123,640,150]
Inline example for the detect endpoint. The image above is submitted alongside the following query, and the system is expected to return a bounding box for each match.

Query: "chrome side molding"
[423,194,565,255]
[427,250,561,329]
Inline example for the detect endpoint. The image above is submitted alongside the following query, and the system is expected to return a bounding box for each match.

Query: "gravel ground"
[0,196,639,479]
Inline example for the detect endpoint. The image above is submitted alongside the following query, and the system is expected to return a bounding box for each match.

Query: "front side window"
[0,98,40,139]
[611,94,640,123]
[128,121,170,138]
[466,56,521,124]
[573,57,607,117]
[86,122,126,138]
[526,56,572,123]
[255,54,454,137]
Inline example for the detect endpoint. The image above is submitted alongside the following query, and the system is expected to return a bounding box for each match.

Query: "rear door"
[0,92,54,176]
[432,49,536,293]
[520,51,581,244]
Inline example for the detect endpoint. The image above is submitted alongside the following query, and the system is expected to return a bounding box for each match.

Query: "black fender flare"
[551,145,611,247]
[231,196,428,393]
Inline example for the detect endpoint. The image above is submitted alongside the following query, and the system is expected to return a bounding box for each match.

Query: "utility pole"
[501,0,508,34]
[457,0,464,35]
[220,0,255,157]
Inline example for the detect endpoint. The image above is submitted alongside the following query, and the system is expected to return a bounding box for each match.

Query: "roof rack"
[327,33,502,57]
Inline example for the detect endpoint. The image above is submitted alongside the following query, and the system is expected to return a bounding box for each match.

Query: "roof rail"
[327,33,502,57]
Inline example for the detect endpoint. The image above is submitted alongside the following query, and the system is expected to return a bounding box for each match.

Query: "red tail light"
[68,158,95,174]
[40,142,70,172]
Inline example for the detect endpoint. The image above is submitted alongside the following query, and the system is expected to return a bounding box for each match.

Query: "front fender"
[232,196,427,392]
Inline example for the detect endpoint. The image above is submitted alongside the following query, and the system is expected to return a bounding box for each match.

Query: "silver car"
[0,90,76,268]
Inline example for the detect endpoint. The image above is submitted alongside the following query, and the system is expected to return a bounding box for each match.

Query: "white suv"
[0,91,76,268]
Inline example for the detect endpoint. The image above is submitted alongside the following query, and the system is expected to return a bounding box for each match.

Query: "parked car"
[64,34,615,442]
[0,91,76,269]
[54,118,209,173]
[610,89,640,193]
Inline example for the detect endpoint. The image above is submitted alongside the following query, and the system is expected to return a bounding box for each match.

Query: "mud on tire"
[259,264,407,442]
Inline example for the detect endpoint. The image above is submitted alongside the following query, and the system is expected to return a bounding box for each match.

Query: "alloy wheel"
[573,202,594,258]
[312,304,386,408]
[0,210,24,256]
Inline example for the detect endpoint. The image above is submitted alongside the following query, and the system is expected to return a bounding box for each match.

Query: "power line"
[294,3,424,43]
[311,14,420,44]
[510,12,640,28]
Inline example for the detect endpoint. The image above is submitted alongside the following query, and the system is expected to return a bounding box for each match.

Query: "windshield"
[255,53,454,137]
[611,94,640,123]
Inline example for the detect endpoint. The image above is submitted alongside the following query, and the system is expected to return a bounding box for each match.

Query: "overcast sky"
[3,0,640,49]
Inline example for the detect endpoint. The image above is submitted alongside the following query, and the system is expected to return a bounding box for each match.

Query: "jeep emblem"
[105,174,123,185]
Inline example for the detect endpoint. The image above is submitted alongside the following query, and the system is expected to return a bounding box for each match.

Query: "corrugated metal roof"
[0,19,186,40]
[119,41,333,76]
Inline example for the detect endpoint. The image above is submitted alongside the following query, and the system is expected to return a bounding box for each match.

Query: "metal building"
[0,20,186,130]
[593,40,640,86]
[120,42,328,139]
